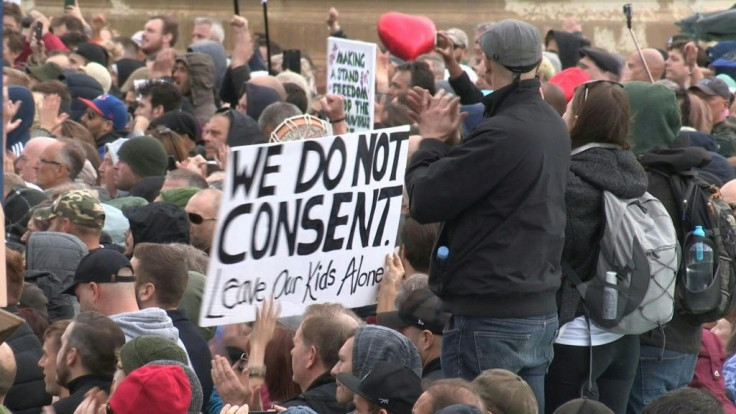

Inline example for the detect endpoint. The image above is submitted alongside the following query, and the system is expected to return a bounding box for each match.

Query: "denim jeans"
[442,313,559,414]
[626,345,698,414]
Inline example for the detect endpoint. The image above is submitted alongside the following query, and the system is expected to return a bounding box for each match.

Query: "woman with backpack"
[544,80,648,414]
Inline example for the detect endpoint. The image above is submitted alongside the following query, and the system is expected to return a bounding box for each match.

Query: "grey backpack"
[564,144,680,335]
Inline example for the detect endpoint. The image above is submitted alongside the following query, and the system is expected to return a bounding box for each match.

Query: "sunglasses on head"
[188,212,216,225]
[576,80,624,103]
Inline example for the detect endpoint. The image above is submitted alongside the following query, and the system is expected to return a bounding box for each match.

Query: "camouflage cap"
[34,190,106,229]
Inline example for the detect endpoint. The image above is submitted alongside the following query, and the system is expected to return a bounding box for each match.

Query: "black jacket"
[220,65,252,109]
[3,306,51,414]
[52,375,111,414]
[557,147,648,326]
[638,146,714,354]
[405,79,570,318]
[281,371,345,414]
[167,309,213,410]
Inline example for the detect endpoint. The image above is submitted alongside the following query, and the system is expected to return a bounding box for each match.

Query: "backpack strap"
[571,143,622,156]
[562,261,588,299]
[562,260,599,399]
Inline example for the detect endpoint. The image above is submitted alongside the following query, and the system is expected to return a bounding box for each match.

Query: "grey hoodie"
[26,232,88,320]
[111,307,181,342]
[176,53,217,124]
[111,307,195,371]
[188,40,227,93]
[352,325,422,379]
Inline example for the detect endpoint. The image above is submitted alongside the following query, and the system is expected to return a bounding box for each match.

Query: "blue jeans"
[626,345,698,414]
[442,313,558,414]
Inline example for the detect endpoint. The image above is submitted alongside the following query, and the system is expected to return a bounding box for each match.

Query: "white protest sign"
[200,126,410,326]
[327,37,377,133]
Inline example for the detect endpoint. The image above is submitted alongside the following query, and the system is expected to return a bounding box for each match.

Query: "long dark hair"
[569,81,631,150]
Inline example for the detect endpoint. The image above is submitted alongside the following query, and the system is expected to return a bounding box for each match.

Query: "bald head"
[624,49,665,82]
[17,137,57,183]
[0,342,16,402]
[249,76,287,100]
[721,179,736,206]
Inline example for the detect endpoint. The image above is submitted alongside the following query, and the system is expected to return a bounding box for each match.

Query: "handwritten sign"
[327,37,377,133]
[199,127,410,326]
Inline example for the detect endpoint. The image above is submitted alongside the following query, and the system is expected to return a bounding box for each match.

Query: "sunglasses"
[577,80,624,103]
[187,212,216,225]
[86,109,112,122]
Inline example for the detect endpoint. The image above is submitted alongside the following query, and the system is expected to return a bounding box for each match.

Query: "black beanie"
[117,136,169,178]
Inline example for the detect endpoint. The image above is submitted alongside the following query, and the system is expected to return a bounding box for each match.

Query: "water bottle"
[685,225,714,292]
[602,271,618,320]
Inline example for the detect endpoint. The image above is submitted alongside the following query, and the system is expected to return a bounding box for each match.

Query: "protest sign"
[327,37,377,133]
[200,126,410,326]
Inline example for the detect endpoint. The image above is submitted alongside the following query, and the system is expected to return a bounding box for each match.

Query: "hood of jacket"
[7,86,36,153]
[110,307,180,343]
[65,72,105,123]
[639,145,712,173]
[114,58,145,88]
[570,146,648,199]
[244,82,283,121]
[26,231,89,289]
[625,81,682,155]
[188,41,227,92]
[546,30,590,69]
[224,109,267,147]
[177,53,217,124]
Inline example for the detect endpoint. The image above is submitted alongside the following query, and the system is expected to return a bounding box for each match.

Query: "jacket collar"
[482,78,542,117]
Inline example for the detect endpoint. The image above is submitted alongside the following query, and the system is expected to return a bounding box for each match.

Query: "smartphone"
[35,22,43,44]
[64,0,75,8]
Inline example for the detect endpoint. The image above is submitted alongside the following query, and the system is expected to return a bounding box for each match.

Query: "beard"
[56,350,71,388]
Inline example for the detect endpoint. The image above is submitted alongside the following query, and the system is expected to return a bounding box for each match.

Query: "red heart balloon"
[377,12,436,61]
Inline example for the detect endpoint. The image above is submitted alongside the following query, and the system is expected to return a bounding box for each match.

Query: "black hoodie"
[223,110,267,147]
[545,30,591,69]
[638,146,713,354]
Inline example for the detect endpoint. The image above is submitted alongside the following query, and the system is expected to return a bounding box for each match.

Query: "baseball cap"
[690,77,732,100]
[473,369,538,414]
[63,248,134,295]
[377,288,450,335]
[336,362,422,414]
[26,62,65,82]
[479,19,542,71]
[579,47,623,77]
[446,28,469,49]
[34,190,105,229]
[79,94,129,131]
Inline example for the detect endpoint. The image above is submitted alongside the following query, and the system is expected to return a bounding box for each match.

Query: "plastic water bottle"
[685,225,714,292]
[602,271,618,320]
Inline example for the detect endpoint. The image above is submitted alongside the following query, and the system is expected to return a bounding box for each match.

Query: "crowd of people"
[2,1,736,414]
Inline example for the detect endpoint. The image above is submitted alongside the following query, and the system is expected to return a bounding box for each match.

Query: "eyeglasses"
[38,157,63,166]
[577,80,624,103]
[187,212,216,225]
